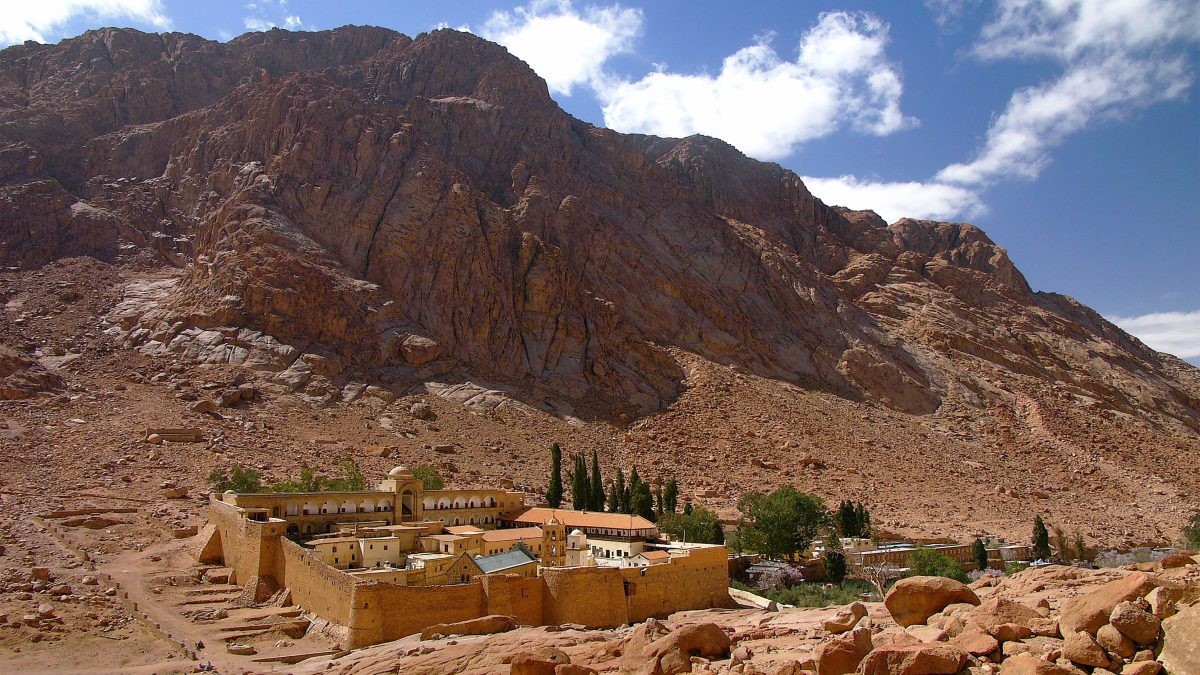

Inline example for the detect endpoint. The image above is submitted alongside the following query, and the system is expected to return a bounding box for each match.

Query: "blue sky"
[3,1,1198,364]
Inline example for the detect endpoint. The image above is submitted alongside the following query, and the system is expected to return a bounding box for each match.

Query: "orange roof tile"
[510,508,656,532]
[481,526,543,542]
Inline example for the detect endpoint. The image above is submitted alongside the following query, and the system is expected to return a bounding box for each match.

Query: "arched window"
[286,502,300,516]
[359,500,372,513]
[468,498,478,508]
[321,500,337,514]
[423,497,436,510]
[487,497,496,507]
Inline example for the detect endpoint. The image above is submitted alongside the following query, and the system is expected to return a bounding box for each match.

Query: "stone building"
[193,466,734,648]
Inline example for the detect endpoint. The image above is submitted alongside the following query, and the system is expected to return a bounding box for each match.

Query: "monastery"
[191,466,733,648]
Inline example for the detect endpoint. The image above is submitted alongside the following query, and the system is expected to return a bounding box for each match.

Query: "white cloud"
[242,0,306,33]
[805,0,1199,223]
[925,0,982,30]
[481,0,642,96]
[801,175,984,224]
[598,12,914,159]
[939,0,1200,186]
[0,0,170,46]
[1108,311,1200,360]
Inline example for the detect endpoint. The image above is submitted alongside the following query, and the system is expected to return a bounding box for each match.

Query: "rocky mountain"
[0,26,1197,545]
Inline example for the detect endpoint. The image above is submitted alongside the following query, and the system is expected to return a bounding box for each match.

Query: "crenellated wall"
[201,498,732,649]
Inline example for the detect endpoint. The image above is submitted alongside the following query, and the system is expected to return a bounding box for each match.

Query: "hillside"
[0,25,1196,552]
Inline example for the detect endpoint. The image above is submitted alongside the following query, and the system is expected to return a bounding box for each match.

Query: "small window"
[334,557,340,564]
[333,546,338,552]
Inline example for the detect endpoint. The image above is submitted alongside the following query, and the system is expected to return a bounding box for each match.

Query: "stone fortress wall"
[196,478,733,649]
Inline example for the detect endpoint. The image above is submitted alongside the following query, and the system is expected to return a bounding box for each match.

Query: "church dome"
[388,466,412,478]
[570,529,584,537]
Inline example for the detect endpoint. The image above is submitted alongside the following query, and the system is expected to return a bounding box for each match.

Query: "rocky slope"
[0,26,1197,547]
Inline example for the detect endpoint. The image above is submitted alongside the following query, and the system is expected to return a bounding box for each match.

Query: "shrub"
[208,465,262,493]
[411,465,444,490]
[1184,509,1200,549]
[733,580,877,607]
[905,548,968,583]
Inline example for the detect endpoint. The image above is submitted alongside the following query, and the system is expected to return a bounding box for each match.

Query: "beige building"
[194,466,732,649]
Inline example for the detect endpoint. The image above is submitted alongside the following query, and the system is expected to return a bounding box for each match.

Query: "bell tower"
[541,516,567,567]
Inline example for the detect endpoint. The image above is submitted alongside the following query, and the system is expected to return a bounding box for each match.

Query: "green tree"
[1052,525,1069,561]
[326,459,365,491]
[571,454,589,510]
[683,501,693,516]
[972,538,989,572]
[736,486,827,561]
[630,480,655,522]
[906,548,968,583]
[411,465,444,490]
[855,502,871,538]
[589,449,604,511]
[1072,530,1093,562]
[622,467,637,513]
[1183,510,1200,550]
[664,478,679,514]
[655,481,664,517]
[546,443,564,508]
[208,465,262,493]
[824,534,847,583]
[1032,515,1051,560]
[659,505,724,544]
[608,469,627,513]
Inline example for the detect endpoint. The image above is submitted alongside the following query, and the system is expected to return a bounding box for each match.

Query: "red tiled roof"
[510,508,656,531]
[481,526,543,542]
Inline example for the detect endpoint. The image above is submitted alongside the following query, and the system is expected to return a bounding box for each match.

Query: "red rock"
[884,577,980,627]
[1108,601,1160,645]
[1061,631,1109,668]
[814,626,874,675]
[1058,573,1155,636]
[998,652,1079,675]
[950,627,999,655]
[857,642,969,675]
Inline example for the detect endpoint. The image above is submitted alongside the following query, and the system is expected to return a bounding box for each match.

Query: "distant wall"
[280,538,357,628]
[541,566,628,628]
[482,574,543,626]
[353,582,488,647]
[622,546,731,621]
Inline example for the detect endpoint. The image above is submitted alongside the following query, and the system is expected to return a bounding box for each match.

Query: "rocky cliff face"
[1,26,1196,428]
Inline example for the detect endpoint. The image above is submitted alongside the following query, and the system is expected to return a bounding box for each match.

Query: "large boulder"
[857,642,969,675]
[618,619,730,675]
[1061,630,1109,668]
[1108,601,1160,646]
[814,625,874,675]
[1095,623,1135,660]
[419,614,517,640]
[1158,602,1199,675]
[1058,572,1154,636]
[965,597,1043,630]
[511,646,571,675]
[823,601,868,634]
[999,652,1083,675]
[884,576,980,627]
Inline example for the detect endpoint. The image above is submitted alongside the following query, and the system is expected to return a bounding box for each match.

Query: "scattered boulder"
[1095,623,1135,660]
[998,652,1079,674]
[823,601,867,634]
[191,399,218,414]
[227,643,256,655]
[619,620,730,675]
[1120,662,1162,675]
[950,626,999,655]
[411,402,435,420]
[814,625,874,675]
[1058,572,1154,636]
[1062,630,1109,668]
[1157,602,1198,675]
[1156,552,1195,569]
[857,642,969,675]
[967,597,1043,631]
[884,576,980,627]
[419,615,517,640]
[30,567,51,581]
[510,646,571,675]
[432,443,456,455]
[1108,600,1160,645]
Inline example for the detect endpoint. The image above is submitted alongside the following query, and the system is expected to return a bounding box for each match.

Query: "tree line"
[543,443,723,544]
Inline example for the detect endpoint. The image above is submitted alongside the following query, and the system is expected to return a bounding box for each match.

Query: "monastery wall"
[353,581,489,647]
[540,565,628,628]
[206,499,285,583]
[622,546,732,621]
[279,538,357,628]
[481,574,543,626]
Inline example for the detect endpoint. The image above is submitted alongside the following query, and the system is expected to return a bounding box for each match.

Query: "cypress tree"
[631,480,655,521]
[664,478,678,513]
[824,533,847,583]
[1032,515,1051,560]
[622,467,638,514]
[973,538,989,572]
[571,454,588,510]
[546,443,563,508]
[854,502,870,537]
[589,449,604,511]
[683,501,693,516]
[609,469,627,513]
[655,480,664,517]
